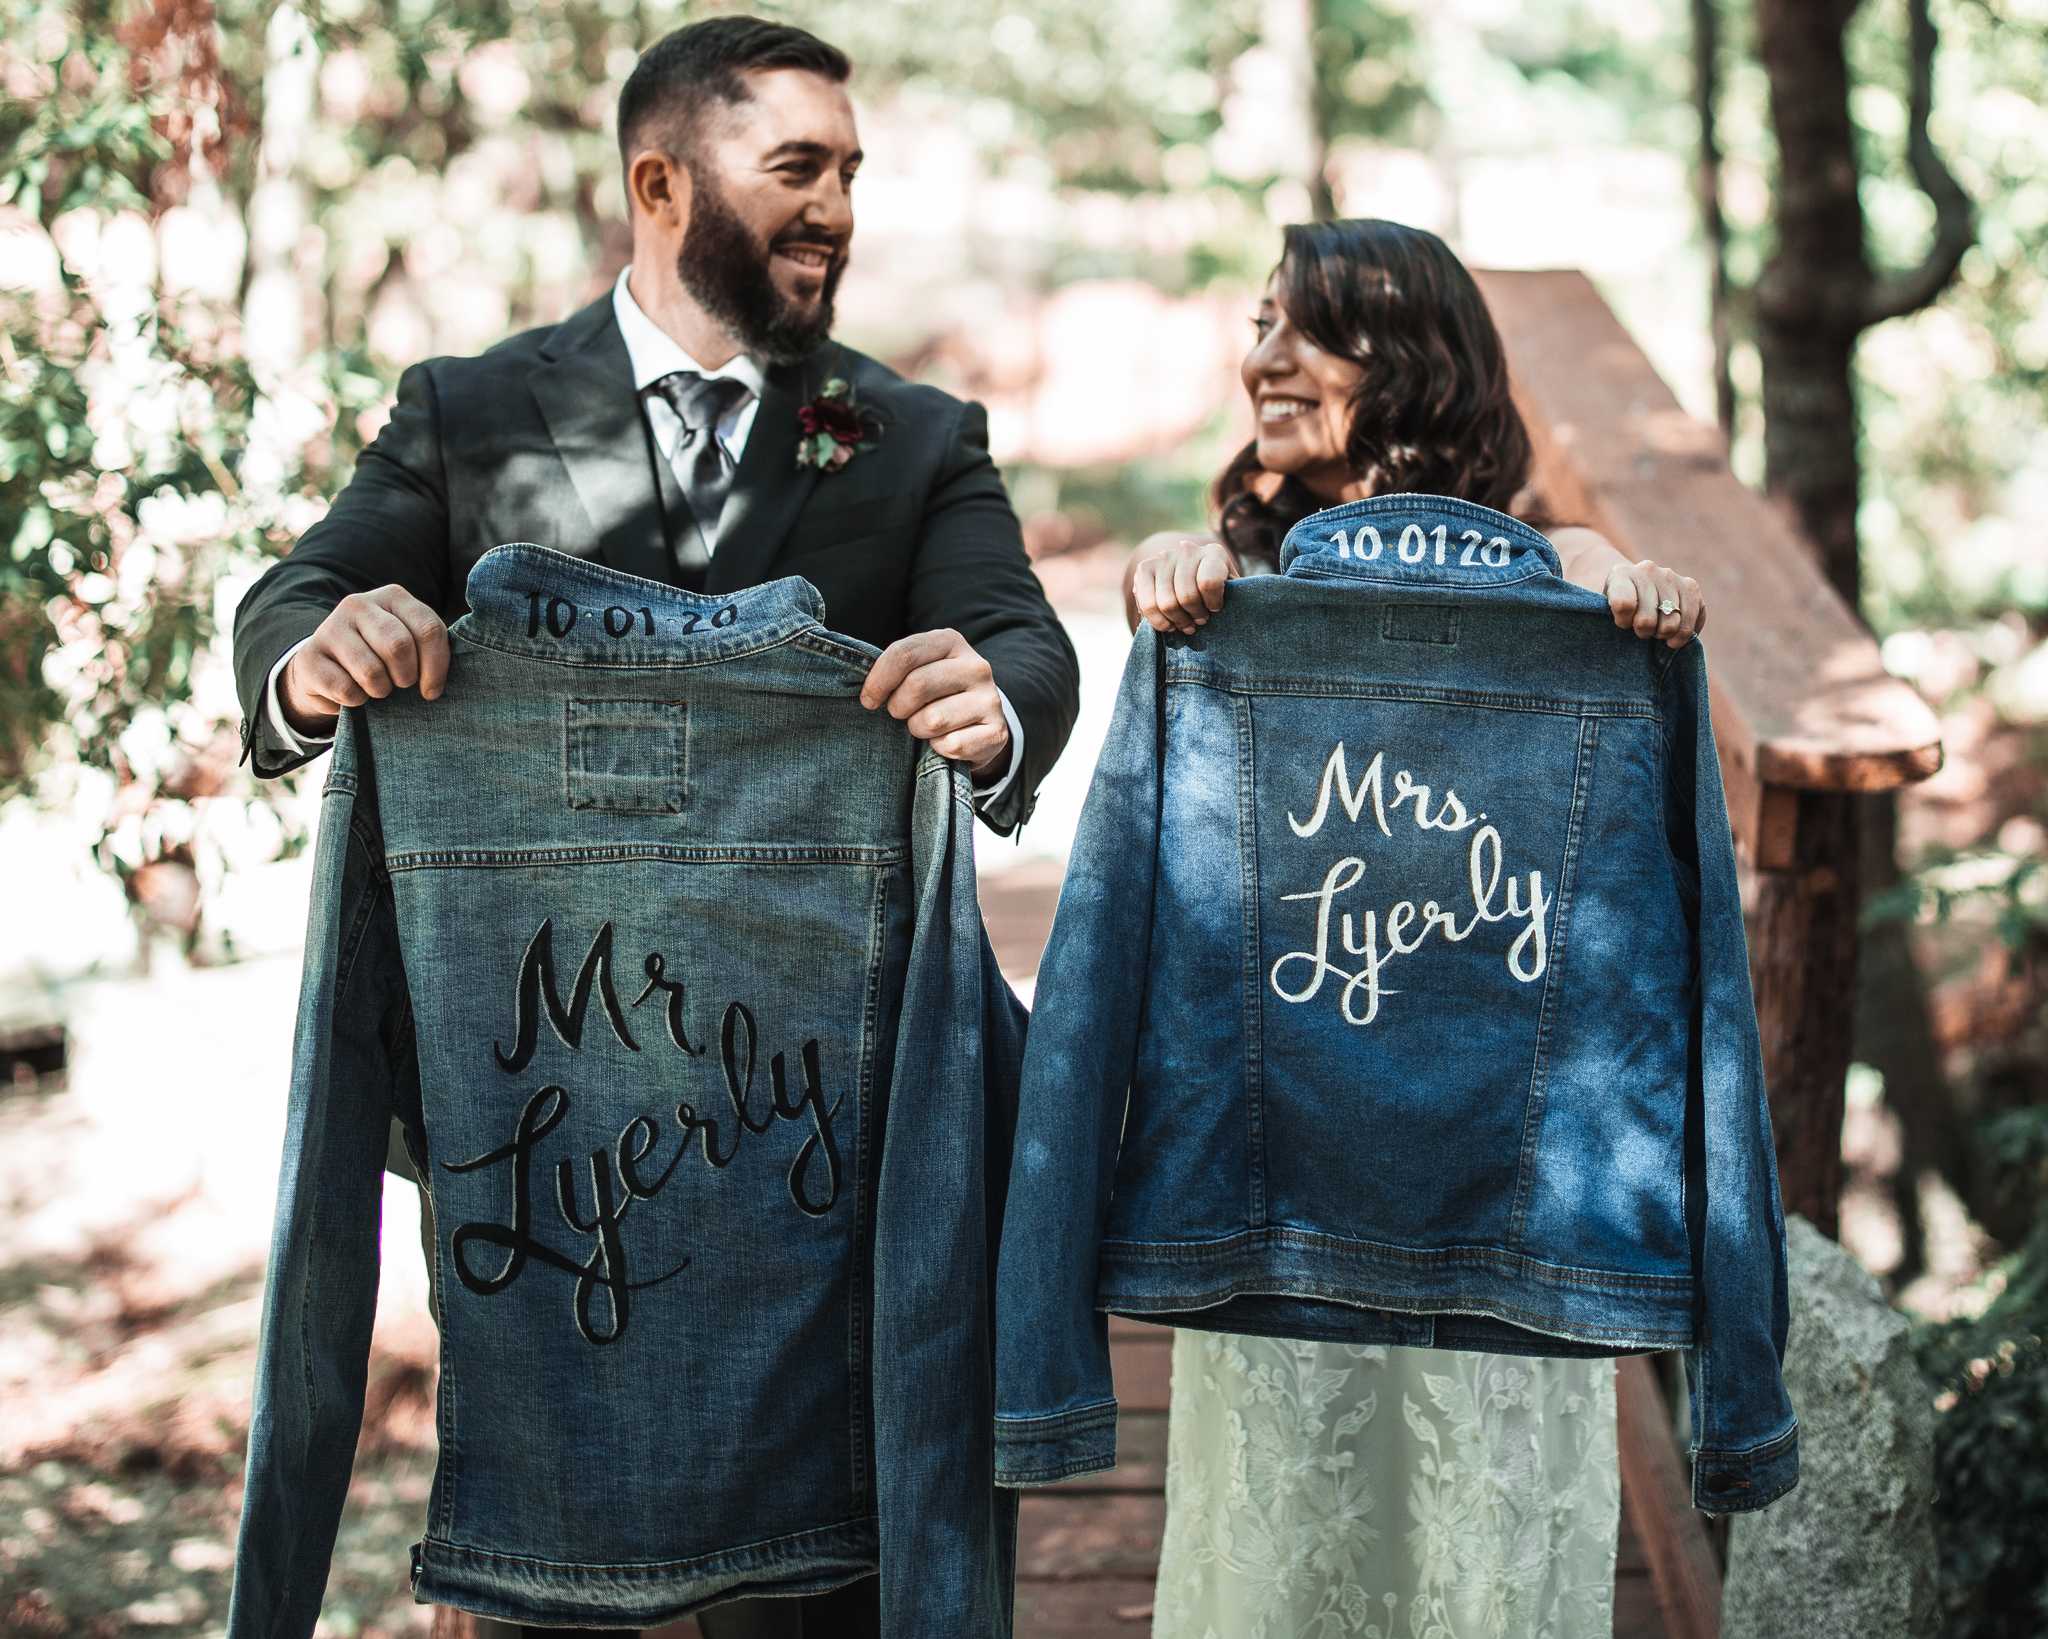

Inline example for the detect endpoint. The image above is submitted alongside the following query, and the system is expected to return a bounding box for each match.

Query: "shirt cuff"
[970,688,1025,809]
[265,635,337,754]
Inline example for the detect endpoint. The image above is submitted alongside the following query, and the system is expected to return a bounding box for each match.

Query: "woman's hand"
[1125,532,1240,635]
[1601,558,1707,649]
[1551,527,1706,649]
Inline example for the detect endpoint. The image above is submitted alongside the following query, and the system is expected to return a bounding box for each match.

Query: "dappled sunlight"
[3,0,2043,1629]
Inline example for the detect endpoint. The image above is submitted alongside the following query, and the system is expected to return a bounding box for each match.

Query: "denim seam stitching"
[1508,713,1598,1249]
[1165,671,1659,718]
[847,866,888,1515]
[415,1514,877,1577]
[1097,1227,1695,1292]
[334,817,386,992]
[791,629,884,671]
[1691,1416,1800,1464]
[1652,695,1697,898]
[1099,1281,1692,1347]
[1100,1281,1692,1348]
[386,845,907,870]
[451,621,816,671]
[1233,693,1267,1227]
[425,1177,458,1540]
[998,1458,1115,1485]
[1378,602,1461,645]
[993,1400,1119,1430]
[1104,1290,1691,1351]
[1288,561,1551,591]
[294,1171,320,1614]
[561,697,690,816]
[1693,1336,1713,1486]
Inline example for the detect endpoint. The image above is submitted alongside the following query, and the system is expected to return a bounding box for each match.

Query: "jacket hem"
[1690,1419,1800,1515]
[409,1516,878,1625]
[1097,1227,1696,1349]
[992,1399,1119,1488]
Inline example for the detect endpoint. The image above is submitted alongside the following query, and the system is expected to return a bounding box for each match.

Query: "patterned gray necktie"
[650,370,752,547]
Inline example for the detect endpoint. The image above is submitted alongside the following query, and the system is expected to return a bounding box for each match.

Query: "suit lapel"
[529,296,674,586]
[702,348,832,595]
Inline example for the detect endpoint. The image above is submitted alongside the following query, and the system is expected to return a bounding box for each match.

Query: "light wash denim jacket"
[227,543,1023,1633]
[994,494,1798,1514]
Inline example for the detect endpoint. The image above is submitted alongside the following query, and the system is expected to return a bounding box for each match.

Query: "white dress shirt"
[263,265,1022,802]
[610,262,764,523]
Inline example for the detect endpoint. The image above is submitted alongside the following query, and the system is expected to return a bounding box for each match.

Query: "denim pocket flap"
[565,698,686,814]
[1380,604,1460,646]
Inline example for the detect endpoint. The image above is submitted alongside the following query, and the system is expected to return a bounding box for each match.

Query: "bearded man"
[234,16,1076,818]
[229,16,1077,1638]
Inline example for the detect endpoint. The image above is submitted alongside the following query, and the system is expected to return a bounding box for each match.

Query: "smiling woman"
[1123,219,1707,650]
[1130,219,1646,1639]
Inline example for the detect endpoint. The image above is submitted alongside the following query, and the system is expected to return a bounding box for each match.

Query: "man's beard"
[676,162,845,367]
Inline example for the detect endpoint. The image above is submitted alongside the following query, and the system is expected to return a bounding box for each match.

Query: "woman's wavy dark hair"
[1215,218,1550,564]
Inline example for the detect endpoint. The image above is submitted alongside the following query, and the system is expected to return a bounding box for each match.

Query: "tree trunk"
[1692,0,1735,442]
[1265,0,1334,219]
[1753,0,1865,607]
[1746,0,1974,1252]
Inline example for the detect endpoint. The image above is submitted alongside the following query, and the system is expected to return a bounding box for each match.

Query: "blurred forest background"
[1,0,2045,1632]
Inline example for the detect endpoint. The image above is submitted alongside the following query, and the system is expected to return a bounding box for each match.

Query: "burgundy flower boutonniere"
[795,377,879,474]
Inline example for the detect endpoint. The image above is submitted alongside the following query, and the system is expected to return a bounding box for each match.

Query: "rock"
[1721,1212,1939,1637]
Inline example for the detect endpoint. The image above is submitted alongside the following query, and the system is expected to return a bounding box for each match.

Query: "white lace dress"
[1144,546,1621,1639]
[1151,1333,1621,1639]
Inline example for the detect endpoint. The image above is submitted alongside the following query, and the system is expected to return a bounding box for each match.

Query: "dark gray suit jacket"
[232,293,1080,835]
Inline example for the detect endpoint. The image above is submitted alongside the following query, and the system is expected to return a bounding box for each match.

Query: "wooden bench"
[1477,268,1944,1639]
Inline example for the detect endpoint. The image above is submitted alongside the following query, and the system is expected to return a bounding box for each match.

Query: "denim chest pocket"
[565,697,687,814]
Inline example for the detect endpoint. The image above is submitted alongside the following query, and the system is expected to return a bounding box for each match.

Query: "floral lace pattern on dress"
[1152,1333,1620,1639]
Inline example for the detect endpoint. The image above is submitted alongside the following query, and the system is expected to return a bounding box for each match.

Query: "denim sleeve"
[871,752,1021,1637]
[1663,638,1801,1513]
[992,625,1165,1487]
[227,708,408,1635]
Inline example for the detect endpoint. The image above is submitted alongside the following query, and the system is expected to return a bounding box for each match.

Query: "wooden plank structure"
[1475,268,1943,1243]
[1474,268,1945,1638]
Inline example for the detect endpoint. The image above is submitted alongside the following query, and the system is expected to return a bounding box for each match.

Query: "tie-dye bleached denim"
[994,493,1797,1516]
[227,543,1022,1634]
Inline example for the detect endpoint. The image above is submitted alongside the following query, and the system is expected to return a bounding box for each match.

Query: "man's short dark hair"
[617,16,851,167]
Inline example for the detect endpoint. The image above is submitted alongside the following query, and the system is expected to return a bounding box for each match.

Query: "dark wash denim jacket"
[994,494,1798,1514]
[227,544,1023,1634]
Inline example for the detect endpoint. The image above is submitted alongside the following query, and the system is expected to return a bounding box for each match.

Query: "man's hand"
[860,627,1011,782]
[280,584,450,737]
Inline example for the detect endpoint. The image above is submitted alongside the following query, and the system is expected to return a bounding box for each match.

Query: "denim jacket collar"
[1278,492,1564,586]
[455,540,830,665]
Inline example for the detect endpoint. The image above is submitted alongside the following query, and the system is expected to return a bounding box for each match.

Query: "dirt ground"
[0,1050,442,1636]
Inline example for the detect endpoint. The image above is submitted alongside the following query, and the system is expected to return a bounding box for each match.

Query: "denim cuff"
[1691,1418,1799,1514]
[993,1399,1119,1488]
